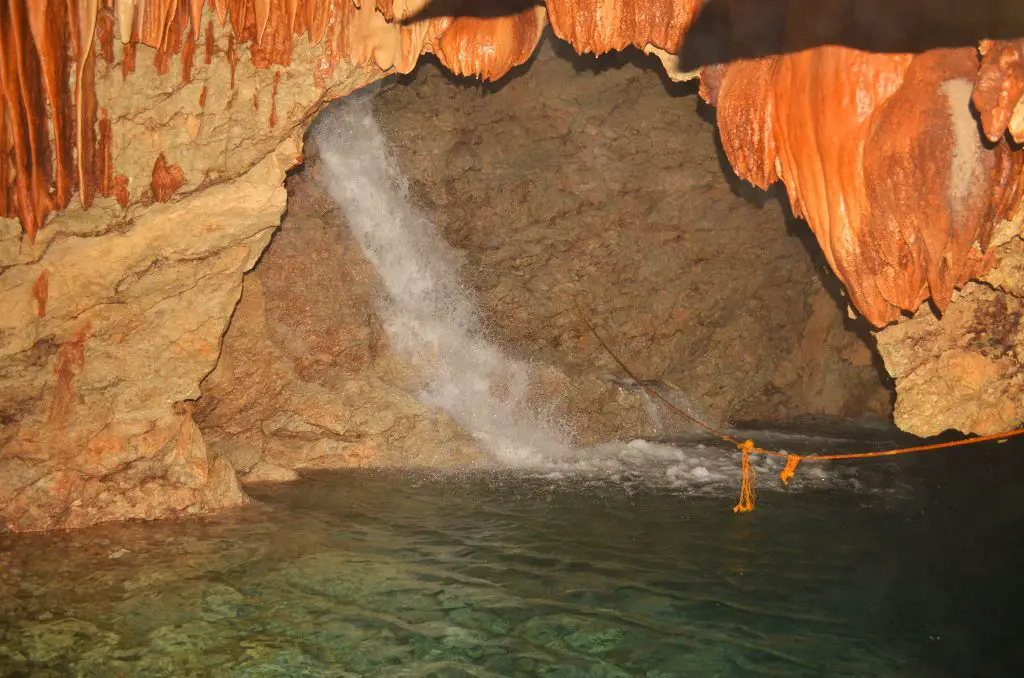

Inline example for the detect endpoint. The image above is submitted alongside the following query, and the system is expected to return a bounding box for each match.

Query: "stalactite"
[434,2,546,81]
[706,45,1024,327]
[69,0,100,211]
[26,1,75,211]
[546,0,702,56]
[0,0,56,241]
[973,39,1024,143]
[189,0,205,37]
[0,0,563,241]
[0,0,1020,332]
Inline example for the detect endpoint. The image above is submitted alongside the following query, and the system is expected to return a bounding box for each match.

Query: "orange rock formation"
[0,0,549,241]
[1,0,1023,327]
[703,42,1024,326]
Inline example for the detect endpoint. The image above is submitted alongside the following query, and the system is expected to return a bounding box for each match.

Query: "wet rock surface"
[372,43,892,428]
[198,41,891,473]
[195,172,484,472]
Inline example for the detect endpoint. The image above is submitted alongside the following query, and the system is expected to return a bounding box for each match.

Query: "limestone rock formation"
[195,169,483,476]
[0,140,304,531]
[0,2,388,531]
[370,49,892,430]
[704,46,1023,328]
[0,0,550,240]
[876,219,1024,437]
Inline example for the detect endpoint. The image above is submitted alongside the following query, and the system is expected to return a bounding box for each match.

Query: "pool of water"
[1,431,1022,677]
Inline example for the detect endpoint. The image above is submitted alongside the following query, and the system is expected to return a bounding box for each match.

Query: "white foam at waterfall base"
[312,91,573,466]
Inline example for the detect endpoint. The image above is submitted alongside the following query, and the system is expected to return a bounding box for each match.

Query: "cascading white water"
[308,88,871,495]
[312,90,573,465]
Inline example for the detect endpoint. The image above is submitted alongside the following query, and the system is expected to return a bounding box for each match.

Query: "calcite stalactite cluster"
[4,0,1021,329]
[703,43,1024,327]
[432,2,547,81]
[0,0,549,242]
[0,0,101,242]
[545,0,700,55]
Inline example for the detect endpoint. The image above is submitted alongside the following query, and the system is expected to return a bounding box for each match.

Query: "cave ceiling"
[1,0,1023,326]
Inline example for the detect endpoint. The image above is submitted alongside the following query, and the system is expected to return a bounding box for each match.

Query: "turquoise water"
[1,431,1021,677]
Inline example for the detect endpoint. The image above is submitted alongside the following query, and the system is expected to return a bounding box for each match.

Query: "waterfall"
[312,91,573,465]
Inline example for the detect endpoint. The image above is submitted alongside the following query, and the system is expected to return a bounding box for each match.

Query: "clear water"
[2,432,1021,677]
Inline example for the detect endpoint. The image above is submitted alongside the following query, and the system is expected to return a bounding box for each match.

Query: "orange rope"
[575,300,1024,512]
[733,440,756,513]
[574,300,746,446]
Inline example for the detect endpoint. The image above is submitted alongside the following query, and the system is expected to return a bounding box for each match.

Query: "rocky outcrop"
[195,170,483,477]
[0,3,387,531]
[876,219,1024,437]
[0,147,283,531]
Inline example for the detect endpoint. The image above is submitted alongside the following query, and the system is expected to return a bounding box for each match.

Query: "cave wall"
[0,3,389,531]
[194,168,484,479]
[372,47,892,428]
[197,45,892,476]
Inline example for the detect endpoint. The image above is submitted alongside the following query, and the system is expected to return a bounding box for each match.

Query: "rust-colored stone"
[121,40,136,79]
[0,0,57,241]
[547,0,701,55]
[48,323,91,429]
[250,0,298,68]
[95,107,128,207]
[269,71,280,127]
[26,0,74,212]
[973,39,1024,143]
[205,19,216,63]
[434,2,546,82]
[31,270,49,318]
[96,9,115,63]
[707,45,1024,326]
[95,109,115,197]
[227,31,238,88]
[151,1,183,75]
[182,25,197,83]
[151,153,186,202]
